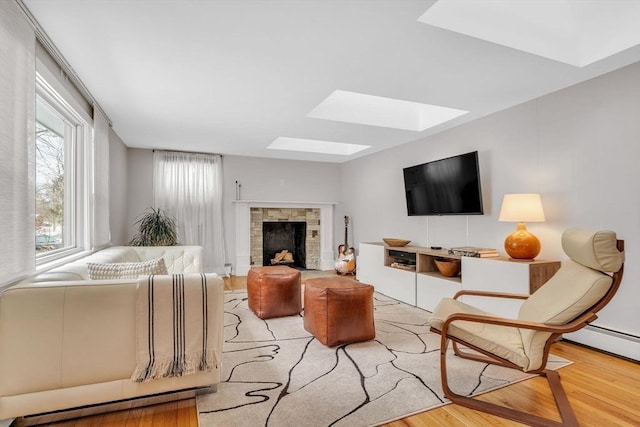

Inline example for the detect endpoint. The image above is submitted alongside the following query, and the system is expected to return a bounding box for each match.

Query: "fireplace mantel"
[233,200,337,275]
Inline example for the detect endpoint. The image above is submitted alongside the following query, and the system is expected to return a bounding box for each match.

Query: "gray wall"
[123,151,343,264]
[108,128,129,244]
[340,62,640,342]
[124,148,155,242]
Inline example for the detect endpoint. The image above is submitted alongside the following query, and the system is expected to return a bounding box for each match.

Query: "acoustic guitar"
[335,215,356,275]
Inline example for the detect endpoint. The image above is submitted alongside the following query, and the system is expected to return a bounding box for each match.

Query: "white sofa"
[0,246,224,421]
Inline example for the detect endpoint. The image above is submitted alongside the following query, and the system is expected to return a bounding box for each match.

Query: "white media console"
[357,242,560,318]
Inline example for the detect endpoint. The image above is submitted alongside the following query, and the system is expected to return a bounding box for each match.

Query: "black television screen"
[403,151,483,216]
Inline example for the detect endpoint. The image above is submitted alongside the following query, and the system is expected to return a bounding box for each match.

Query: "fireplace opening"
[262,221,306,269]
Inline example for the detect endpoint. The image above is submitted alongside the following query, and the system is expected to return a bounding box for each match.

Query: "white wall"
[222,155,343,270]
[124,152,343,267]
[341,63,640,355]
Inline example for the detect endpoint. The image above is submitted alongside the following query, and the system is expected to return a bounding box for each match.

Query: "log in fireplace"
[262,221,306,269]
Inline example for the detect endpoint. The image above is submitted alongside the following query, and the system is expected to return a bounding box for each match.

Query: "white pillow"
[87,257,168,280]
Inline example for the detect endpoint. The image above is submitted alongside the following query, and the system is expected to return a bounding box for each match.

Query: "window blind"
[0,0,36,285]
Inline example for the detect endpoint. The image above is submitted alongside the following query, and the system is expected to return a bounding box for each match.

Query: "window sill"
[36,248,93,273]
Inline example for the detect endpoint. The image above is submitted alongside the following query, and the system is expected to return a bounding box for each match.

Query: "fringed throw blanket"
[132,273,219,382]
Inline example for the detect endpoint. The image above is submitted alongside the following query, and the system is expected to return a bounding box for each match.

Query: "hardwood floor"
[40,274,639,427]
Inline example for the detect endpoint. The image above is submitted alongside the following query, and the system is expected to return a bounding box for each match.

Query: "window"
[35,74,89,264]
[0,4,108,286]
[35,100,67,254]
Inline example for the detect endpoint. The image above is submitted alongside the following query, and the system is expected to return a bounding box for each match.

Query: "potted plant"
[129,207,179,246]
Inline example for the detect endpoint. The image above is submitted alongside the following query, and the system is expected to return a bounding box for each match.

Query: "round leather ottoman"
[247,266,302,319]
[303,277,375,347]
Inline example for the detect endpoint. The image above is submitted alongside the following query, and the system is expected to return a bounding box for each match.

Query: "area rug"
[300,269,342,281]
[197,291,570,427]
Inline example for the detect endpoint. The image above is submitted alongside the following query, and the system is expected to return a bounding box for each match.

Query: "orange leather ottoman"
[247,266,302,319]
[303,277,375,347]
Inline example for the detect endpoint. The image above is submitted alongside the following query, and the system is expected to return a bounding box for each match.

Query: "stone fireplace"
[234,201,336,276]
[252,208,319,269]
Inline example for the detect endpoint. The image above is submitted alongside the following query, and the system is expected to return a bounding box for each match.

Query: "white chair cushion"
[518,228,622,370]
[429,298,529,370]
[430,229,622,373]
[562,228,623,272]
[518,259,613,370]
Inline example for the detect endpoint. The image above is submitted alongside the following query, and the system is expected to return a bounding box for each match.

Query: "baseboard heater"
[585,324,640,342]
[566,324,640,362]
[11,385,216,426]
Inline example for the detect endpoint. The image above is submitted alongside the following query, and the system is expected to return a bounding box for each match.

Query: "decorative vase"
[504,223,540,260]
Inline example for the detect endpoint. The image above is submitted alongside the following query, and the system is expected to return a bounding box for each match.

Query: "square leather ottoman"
[303,277,375,346]
[247,266,302,319]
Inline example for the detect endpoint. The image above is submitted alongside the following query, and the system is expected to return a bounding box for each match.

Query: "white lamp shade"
[498,193,546,222]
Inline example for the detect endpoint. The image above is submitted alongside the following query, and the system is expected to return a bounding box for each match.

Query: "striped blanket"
[132,273,219,382]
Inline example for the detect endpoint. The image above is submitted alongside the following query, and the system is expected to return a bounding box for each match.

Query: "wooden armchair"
[429,228,625,427]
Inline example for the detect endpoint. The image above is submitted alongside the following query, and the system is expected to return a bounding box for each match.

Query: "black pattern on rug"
[197,291,570,427]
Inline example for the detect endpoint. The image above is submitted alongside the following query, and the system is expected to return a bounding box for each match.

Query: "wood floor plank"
[39,273,639,426]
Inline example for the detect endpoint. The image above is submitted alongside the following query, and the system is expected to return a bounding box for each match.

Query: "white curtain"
[153,151,225,273]
[0,0,36,286]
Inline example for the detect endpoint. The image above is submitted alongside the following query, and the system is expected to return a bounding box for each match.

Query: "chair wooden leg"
[440,341,578,427]
[545,369,579,426]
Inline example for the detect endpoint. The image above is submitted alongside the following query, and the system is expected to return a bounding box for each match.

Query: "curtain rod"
[153,149,223,157]
[15,0,113,127]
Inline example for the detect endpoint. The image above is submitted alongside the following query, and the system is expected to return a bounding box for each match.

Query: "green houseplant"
[129,207,179,246]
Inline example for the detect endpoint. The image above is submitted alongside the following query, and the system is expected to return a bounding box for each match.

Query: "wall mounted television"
[403,151,484,216]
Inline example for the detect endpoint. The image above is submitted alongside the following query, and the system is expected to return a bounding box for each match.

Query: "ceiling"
[22,0,640,163]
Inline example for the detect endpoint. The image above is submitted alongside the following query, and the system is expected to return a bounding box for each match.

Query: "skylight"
[267,137,370,156]
[308,90,468,132]
[418,0,640,67]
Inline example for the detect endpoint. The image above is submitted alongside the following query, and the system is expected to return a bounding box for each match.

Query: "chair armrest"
[453,289,529,300]
[440,310,599,336]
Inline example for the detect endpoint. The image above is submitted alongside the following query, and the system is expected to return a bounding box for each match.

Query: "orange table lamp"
[498,193,545,260]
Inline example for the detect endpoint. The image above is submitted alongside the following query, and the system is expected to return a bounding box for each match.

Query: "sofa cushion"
[87,258,168,280]
[32,271,85,282]
[130,246,202,273]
